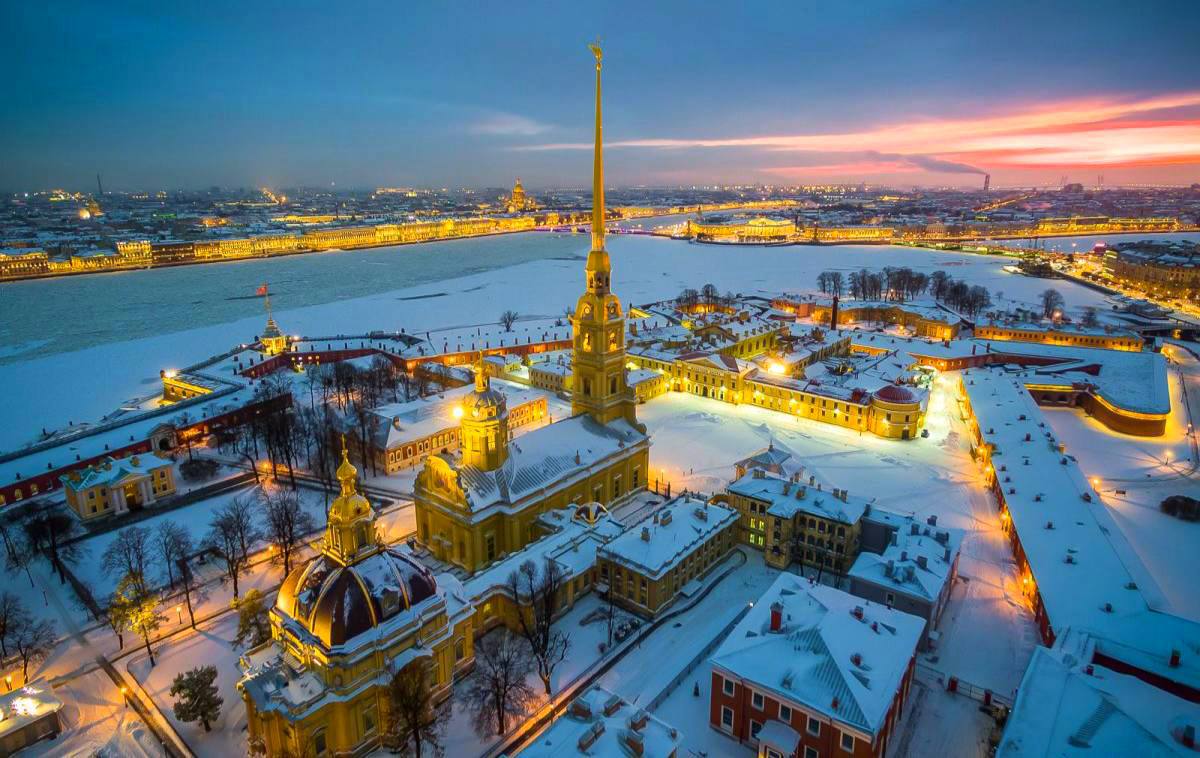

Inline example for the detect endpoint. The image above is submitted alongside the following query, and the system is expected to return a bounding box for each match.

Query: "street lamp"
[176,605,183,624]
[4,675,11,692]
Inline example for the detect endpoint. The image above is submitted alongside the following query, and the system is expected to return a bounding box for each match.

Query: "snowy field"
[0,235,1126,452]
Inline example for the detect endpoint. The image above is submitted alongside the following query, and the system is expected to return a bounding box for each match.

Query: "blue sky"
[3,0,1199,190]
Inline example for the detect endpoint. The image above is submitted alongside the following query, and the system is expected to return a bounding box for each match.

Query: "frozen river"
[0,226,1195,450]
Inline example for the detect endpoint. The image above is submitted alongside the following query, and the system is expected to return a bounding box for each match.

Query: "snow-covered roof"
[364,379,541,449]
[598,496,738,579]
[442,415,647,518]
[998,646,1196,756]
[964,369,1200,677]
[728,471,870,525]
[710,575,924,738]
[849,517,963,604]
[464,506,624,600]
[60,452,172,491]
[0,680,63,738]
[518,686,682,757]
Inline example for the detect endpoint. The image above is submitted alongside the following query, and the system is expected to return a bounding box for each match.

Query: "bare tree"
[1081,306,1100,327]
[11,616,56,681]
[154,521,193,592]
[20,504,82,582]
[1040,288,1065,319]
[463,632,537,737]
[385,661,449,757]
[506,558,570,695]
[102,526,153,593]
[0,592,31,659]
[499,310,519,332]
[205,495,260,599]
[262,488,316,578]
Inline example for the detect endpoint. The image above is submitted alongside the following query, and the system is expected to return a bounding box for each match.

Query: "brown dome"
[275,549,438,648]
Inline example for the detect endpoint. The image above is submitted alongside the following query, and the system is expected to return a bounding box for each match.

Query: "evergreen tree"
[170,665,223,732]
[233,588,271,648]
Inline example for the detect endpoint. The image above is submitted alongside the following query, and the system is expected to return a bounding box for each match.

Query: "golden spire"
[475,350,488,392]
[585,41,611,294]
[336,434,357,497]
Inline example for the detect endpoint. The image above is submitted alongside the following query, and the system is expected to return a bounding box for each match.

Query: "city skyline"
[3,0,1200,191]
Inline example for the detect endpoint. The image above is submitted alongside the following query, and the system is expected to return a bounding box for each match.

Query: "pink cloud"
[521,91,1200,175]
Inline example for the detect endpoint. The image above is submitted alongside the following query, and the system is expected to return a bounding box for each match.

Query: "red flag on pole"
[256,284,268,296]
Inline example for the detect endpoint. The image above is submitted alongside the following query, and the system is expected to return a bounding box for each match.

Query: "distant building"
[506,178,538,212]
[708,575,924,758]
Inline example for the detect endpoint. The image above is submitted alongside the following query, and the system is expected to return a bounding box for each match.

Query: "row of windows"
[718,676,857,754]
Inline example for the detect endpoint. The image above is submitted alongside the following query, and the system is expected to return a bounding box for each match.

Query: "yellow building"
[687,216,797,242]
[413,45,650,575]
[596,496,738,617]
[811,301,960,340]
[506,178,538,212]
[239,445,475,757]
[260,296,292,355]
[974,321,1142,351]
[354,378,547,474]
[726,470,867,571]
[60,454,175,520]
[160,370,218,403]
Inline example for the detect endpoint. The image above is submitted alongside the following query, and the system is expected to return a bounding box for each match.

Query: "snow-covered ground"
[127,612,247,758]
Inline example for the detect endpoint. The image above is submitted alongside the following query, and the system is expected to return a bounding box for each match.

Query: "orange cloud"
[521,91,1200,173]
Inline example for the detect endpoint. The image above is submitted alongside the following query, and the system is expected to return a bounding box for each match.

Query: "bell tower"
[460,354,510,471]
[325,438,379,565]
[571,44,640,429]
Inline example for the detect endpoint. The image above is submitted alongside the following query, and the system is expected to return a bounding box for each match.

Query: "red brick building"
[708,576,924,758]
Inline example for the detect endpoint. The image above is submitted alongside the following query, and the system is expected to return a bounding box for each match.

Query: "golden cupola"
[324,439,379,565]
[274,440,441,648]
[460,355,509,471]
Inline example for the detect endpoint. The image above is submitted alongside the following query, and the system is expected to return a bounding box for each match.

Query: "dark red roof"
[874,384,916,404]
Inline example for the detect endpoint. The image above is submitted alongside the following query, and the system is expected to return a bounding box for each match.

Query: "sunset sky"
[3,0,1199,190]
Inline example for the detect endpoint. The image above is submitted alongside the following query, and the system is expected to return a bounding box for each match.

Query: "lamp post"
[5,674,11,692]
[176,605,183,624]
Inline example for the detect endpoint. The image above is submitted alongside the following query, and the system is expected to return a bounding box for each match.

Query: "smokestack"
[983,174,990,193]
[770,602,783,632]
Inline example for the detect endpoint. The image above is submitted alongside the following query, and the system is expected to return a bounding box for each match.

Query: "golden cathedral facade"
[414,44,650,575]
[237,445,475,756]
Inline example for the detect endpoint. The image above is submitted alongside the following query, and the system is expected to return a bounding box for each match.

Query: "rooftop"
[728,471,871,525]
[598,495,738,579]
[517,686,682,757]
[710,574,925,738]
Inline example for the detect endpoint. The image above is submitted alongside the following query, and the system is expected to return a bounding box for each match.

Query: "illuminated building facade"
[974,322,1142,351]
[60,453,176,520]
[687,216,797,242]
[596,495,738,617]
[811,301,960,340]
[506,178,538,212]
[239,446,475,757]
[413,45,650,575]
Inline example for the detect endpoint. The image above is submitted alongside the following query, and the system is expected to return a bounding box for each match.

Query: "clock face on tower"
[582,304,593,319]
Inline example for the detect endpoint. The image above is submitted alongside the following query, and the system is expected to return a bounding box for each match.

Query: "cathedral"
[238,443,474,756]
[505,177,537,212]
[415,45,650,574]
